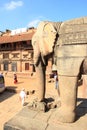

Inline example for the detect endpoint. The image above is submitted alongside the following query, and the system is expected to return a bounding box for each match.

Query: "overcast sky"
[0,0,87,31]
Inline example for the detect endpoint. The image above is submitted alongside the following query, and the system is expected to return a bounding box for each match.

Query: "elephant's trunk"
[35,60,46,101]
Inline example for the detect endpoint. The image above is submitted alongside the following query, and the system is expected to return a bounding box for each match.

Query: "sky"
[0,0,87,31]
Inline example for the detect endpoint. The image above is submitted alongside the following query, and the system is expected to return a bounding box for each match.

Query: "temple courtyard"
[0,74,87,130]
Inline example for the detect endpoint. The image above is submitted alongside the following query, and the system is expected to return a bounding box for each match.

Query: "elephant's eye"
[51,30,56,34]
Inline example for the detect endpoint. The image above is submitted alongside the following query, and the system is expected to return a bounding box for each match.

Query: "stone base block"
[4,105,87,130]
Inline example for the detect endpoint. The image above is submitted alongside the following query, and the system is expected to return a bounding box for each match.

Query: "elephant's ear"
[41,22,57,55]
[43,22,57,55]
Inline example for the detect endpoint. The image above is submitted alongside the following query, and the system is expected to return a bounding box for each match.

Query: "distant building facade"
[0,27,36,73]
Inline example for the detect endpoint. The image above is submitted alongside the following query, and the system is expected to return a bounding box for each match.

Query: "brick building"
[0,27,36,73]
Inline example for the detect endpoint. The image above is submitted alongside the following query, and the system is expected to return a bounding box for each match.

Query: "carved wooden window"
[4,63,8,71]
[11,62,17,71]
[28,52,33,59]
[12,53,19,58]
[23,54,28,58]
[25,63,29,70]
[3,53,9,59]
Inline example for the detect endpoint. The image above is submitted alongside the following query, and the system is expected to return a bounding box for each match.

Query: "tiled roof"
[0,31,35,44]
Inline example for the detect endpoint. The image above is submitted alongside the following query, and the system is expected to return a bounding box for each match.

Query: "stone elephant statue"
[32,17,87,123]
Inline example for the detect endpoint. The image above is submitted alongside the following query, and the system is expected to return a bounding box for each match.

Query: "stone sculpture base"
[4,102,87,130]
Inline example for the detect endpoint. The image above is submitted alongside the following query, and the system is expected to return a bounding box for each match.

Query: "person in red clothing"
[14,73,18,83]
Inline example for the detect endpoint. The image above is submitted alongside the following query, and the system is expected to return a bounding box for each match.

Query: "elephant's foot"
[50,107,76,123]
[28,98,61,112]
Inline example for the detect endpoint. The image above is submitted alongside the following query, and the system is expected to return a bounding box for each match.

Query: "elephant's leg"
[51,75,78,123]
[35,62,46,102]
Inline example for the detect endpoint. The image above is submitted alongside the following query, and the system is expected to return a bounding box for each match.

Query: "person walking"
[54,72,58,89]
[19,88,26,106]
[54,71,60,96]
[14,73,18,84]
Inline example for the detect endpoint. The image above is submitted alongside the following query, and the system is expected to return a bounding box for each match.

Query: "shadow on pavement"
[76,98,87,120]
[5,86,18,93]
[44,97,54,104]
[16,81,24,84]
[0,90,16,103]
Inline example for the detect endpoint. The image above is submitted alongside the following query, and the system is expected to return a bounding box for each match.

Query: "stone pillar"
[1,64,3,71]
[9,64,11,71]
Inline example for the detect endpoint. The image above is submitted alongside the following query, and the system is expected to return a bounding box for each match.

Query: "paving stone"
[1,75,87,130]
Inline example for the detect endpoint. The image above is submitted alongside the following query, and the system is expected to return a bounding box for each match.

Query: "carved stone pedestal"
[4,104,87,130]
